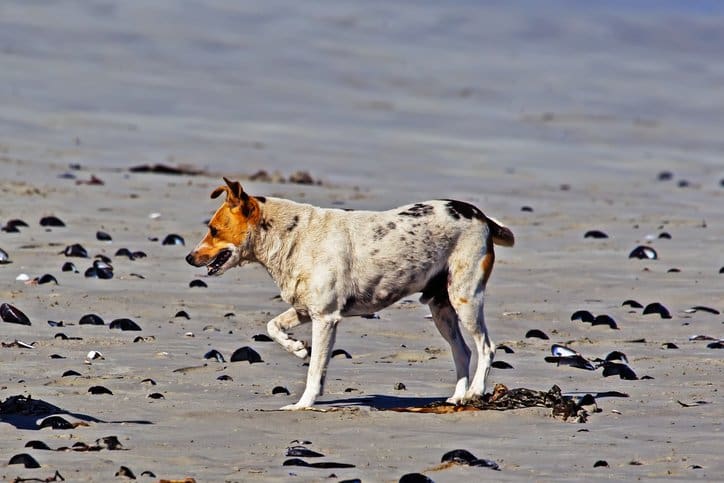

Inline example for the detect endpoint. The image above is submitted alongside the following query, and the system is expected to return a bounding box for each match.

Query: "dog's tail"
[487,216,515,247]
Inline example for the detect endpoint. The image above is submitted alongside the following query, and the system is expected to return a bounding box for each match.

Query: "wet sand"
[1,1,723,481]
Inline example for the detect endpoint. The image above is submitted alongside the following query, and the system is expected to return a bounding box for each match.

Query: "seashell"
[657,171,673,181]
[331,348,352,359]
[1,223,20,233]
[285,446,324,458]
[162,233,185,246]
[96,230,112,241]
[584,230,608,239]
[109,318,142,331]
[174,310,191,319]
[629,245,657,260]
[272,386,290,395]
[685,306,720,315]
[282,458,355,469]
[189,279,207,288]
[688,335,715,341]
[571,310,594,323]
[50,354,66,359]
[61,261,78,272]
[14,339,36,349]
[224,312,235,317]
[602,362,638,380]
[5,219,29,230]
[592,314,618,329]
[230,346,263,363]
[16,273,30,281]
[25,440,52,450]
[86,350,104,360]
[707,341,724,349]
[115,466,136,479]
[55,333,68,340]
[720,266,724,274]
[441,449,499,470]
[62,370,81,377]
[147,392,165,399]
[94,256,112,266]
[399,474,434,483]
[642,302,671,319]
[38,415,74,429]
[551,344,576,357]
[40,215,65,227]
[594,460,609,468]
[658,232,672,239]
[491,360,513,369]
[204,349,225,363]
[88,385,113,395]
[545,353,596,371]
[36,273,58,285]
[132,250,147,258]
[7,453,40,468]
[97,436,123,450]
[360,313,380,319]
[661,342,678,349]
[496,344,514,354]
[394,382,406,390]
[667,268,680,273]
[184,331,195,337]
[79,313,105,325]
[251,333,272,342]
[217,375,233,381]
[1,303,31,325]
[115,248,133,259]
[604,351,628,364]
[63,243,88,257]
[525,329,549,339]
[520,206,533,212]
[94,267,114,279]
[0,248,10,264]
[141,378,157,385]
[140,471,156,477]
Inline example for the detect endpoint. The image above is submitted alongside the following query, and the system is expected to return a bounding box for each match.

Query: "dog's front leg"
[281,315,340,410]
[267,308,310,359]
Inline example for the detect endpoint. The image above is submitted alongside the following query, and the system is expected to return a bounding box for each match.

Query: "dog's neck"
[249,197,315,301]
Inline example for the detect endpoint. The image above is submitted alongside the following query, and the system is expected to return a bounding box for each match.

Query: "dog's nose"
[185,253,196,266]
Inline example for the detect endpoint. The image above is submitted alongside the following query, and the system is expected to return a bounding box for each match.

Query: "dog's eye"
[209,226,218,237]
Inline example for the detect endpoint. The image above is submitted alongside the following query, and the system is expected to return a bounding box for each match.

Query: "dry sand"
[1,1,723,482]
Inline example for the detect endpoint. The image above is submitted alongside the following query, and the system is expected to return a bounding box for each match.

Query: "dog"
[186,178,514,410]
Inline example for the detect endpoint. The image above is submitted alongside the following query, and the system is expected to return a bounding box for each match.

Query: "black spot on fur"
[420,270,449,305]
[255,196,266,203]
[398,203,433,217]
[286,215,299,232]
[373,225,389,241]
[371,249,379,256]
[387,221,397,229]
[260,218,272,231]
[443,199,485,221]
[342,295,356,313]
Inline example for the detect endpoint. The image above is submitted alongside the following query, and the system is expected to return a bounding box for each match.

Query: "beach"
[1,1,723,481]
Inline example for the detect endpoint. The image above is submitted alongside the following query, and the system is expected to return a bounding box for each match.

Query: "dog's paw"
[446,396,464,405]
[290,341,310,359]
[280,402,310,411]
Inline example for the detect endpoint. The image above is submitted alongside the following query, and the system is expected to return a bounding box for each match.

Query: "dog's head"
[185,177,261,276]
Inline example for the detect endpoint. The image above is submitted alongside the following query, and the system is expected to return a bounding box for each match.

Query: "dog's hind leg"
[429,299,471,404]
[267,308,311,358]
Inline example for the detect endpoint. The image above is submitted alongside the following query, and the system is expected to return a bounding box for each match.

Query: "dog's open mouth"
[207,249,232,276]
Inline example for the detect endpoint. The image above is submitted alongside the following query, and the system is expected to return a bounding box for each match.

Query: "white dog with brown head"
[187,178,514,410]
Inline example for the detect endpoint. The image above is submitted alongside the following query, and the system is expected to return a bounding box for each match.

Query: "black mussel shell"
[706,341,723,349]
[602,362,638,380]
[141,378,157,385]
[551,344,577,357]
[189,279,207,288]
[605,351,628,364]
[115,248,134,259]
[571,310,595,323]
[50,354,66,359]
[520,206,533,212]
[88,385,113,395]
[98,436,123,450]
[441,449,498,469]
[629,245,657,260]
[40,215,65,227]
[174,310,191,319]
[642,302,671,319]
[662,342,678,349]
[94,254,112,264]
[719,266,724,274]
[204,349,225,363]
[491,360,513,369]
[162,233,185,246]
[79,313,105,325]
[657,171,673,181]
[8,453,40,468]
[0,248,10,264]
[272,385,290,395]
[545,354,596,371]
[217,374,233,381]
[622,299,643,308]
[594,460,609,468]
[592,314,618,329]
[1,224,20,233]
[38,416,74,429]
[686,305,720,315]
[61,261,78,272]
[252,333,273,342]
[230,346,263,363]
[132,250,147,258]
[282,458,355,469]
[399,474,434,483]
[496,344,514,354]
[62,370,82,377]
[64,243,88,258]
[331,348,352,358]
[1,303,31,325]
[37,273,58,285]
[658,232,672,239]
[25,440,52,450]
[286,446,324,458]
[584,230,608,239]
[140,471,156,478]
[96,230,112,241]
[47,320,63,327]
[147,392,165,399]
[525,329,549,339]
[5,219,29,229]
[115,466,136,479]
[85,267,113,279]
[109,318,142,331]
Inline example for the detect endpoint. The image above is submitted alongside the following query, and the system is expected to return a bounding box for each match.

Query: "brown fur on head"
[185,178,261,275]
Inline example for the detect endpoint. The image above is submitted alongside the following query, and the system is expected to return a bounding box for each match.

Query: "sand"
[1,1,723,482]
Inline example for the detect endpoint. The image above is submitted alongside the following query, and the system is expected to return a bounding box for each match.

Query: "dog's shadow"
[321,394,444,410]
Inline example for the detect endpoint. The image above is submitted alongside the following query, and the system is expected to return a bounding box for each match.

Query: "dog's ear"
[211,178,249,207]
